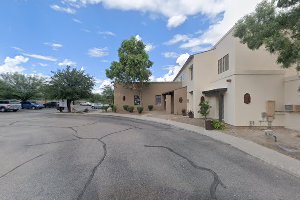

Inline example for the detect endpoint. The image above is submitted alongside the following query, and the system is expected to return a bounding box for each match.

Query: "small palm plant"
[199,101,210,120]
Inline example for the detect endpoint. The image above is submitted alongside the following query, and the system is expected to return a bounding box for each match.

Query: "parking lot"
[0,109,300,200]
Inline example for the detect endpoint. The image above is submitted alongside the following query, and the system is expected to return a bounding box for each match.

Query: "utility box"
[266,100,275,117]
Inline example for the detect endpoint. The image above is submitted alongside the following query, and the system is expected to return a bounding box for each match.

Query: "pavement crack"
[25,139,78,146]
[144,145,226,200]
[9,121,19,126]
[0,153,45,180]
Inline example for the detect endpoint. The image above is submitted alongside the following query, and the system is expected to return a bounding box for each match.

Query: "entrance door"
[219,94,224,121]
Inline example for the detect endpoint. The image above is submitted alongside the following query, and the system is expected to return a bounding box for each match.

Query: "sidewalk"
[88,111,300,178]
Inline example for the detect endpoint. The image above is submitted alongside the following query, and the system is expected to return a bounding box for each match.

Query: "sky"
[0,0,262,93]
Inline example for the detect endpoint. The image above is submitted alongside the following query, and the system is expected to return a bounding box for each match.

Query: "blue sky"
[0,0,261,93]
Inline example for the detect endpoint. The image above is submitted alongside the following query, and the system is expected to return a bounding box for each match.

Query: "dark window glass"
[134,95,141,105]
[244,93,251,104]
[201,96,205,103]
[123,96,126,101]
[155,95,161,105]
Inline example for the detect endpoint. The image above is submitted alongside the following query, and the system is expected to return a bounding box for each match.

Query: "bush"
[199,101,211,120]
[103,106,109,112]
[188,110,194,118]
[148,105,153,111]
[123,105,129,111]
[212,120,225,130]
[182,109,187,116]
[111,105,117,113]
[137,106,144,114]
[127,106,134,113]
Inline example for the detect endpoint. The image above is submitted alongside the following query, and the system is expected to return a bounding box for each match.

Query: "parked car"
[21,101,45,109]
[91,103,103,109]
[80,102,92,106]
[0,100,21,112]
[43,101,58,108]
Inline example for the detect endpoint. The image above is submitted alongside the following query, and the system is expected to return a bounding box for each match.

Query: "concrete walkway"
[90,112,300,178]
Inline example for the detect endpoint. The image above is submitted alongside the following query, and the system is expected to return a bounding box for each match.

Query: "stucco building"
[173,28,300,130]
[114,28,300,131]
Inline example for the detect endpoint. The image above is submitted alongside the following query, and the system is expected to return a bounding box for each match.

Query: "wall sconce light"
[226,79,232,82]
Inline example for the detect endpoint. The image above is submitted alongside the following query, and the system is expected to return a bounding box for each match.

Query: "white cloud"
[61,0,225,28]
[0,55,29,74]
[37,63,48,67]
[72,18,82,23]
[162,52,179,59]
[179,0,262,52]
[93,79,113,94]
[88,47,109,58]
[11,47,24,52]
[50,4,76,14]
[58,59,77,67]
[167,15,187,28]
[98,31,116,36]
[44,42,63,50]
[165,34,190,45]
[81,28,91,33]
[153,53,190,82]
[145,43,155,52]
[23,53,57,62]
[135,35,142,41]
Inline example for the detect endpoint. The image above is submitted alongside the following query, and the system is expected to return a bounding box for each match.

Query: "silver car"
[0,100,22,112]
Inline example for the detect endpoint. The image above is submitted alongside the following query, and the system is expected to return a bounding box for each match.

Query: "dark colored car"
[43,101,58,108]
[21,101,45,109]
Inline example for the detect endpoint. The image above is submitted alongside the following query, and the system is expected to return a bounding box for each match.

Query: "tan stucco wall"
[114,82,182,111]
[174,87,187,115]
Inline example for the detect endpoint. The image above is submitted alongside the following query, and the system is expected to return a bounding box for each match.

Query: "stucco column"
[165,95,172,114]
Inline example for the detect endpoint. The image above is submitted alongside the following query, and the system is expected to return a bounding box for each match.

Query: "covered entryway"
[162,91,174,114]
[202,88,227,121]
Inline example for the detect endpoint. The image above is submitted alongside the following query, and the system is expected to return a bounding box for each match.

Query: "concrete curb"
[89,112,300,178]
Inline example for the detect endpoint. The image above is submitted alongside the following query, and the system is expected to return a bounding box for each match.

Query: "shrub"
[212,120,225,130]
[111,105,117,113]
[103,106,109,112]
[137,106,144,114]
[148,105,153,111]
[123,105,129,111]
[182,109,187,116]
[199,101,211,120]
[127,106,134,113]
[188,110,194,118]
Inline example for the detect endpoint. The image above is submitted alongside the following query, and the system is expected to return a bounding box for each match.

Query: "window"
[189,64,193,80]
[244,93,251,104]
[155,95,161,105]
[134,95,140,105]
[218,54,229,74]
[200,96,205,103]
[122,96,126,101]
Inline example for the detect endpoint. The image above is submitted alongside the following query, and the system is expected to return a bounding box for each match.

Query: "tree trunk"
[67,99,71,112]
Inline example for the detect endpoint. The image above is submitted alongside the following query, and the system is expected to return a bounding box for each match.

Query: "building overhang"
[202,88,227,97]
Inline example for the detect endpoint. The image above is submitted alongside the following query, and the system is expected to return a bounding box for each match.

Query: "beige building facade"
[173,28,300,130]
[114,82,187,113]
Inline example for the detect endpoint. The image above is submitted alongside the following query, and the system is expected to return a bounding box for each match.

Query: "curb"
[88,112,300,178]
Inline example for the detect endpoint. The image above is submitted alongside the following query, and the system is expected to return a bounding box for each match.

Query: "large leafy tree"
[48,66,95,112]
[234,0,300,69]
[102,86,114,105]
[106,37,153,105]
[0,73,45,101]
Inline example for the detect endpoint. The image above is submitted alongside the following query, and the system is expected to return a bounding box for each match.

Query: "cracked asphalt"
[0,110,300,200]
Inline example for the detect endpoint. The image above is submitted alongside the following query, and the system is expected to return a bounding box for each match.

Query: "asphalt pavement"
[0,110,299,200]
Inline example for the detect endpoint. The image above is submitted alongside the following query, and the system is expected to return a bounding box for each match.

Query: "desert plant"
[127,106,134,113]
[188,110,194,118]
[148,105,153,111]
[199,101,211,120]
[212,120,225,130]
[137,106,144,114]
[123,105,129,111]
[111,105,117,113]
[182,109,187,116]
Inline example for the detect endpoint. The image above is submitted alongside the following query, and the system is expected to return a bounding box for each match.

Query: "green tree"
[106,36,153,105]
[48,66,95,112]
[0,73,45,101]
[102,86,114,105]
[234,0,300,68]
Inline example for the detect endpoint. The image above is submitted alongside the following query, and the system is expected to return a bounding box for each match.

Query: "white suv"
[0,100,22,112]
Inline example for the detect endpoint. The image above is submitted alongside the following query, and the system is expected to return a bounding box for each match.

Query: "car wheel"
[13,110,18,112]
[32,106,36,110]
[0,107,6,112]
